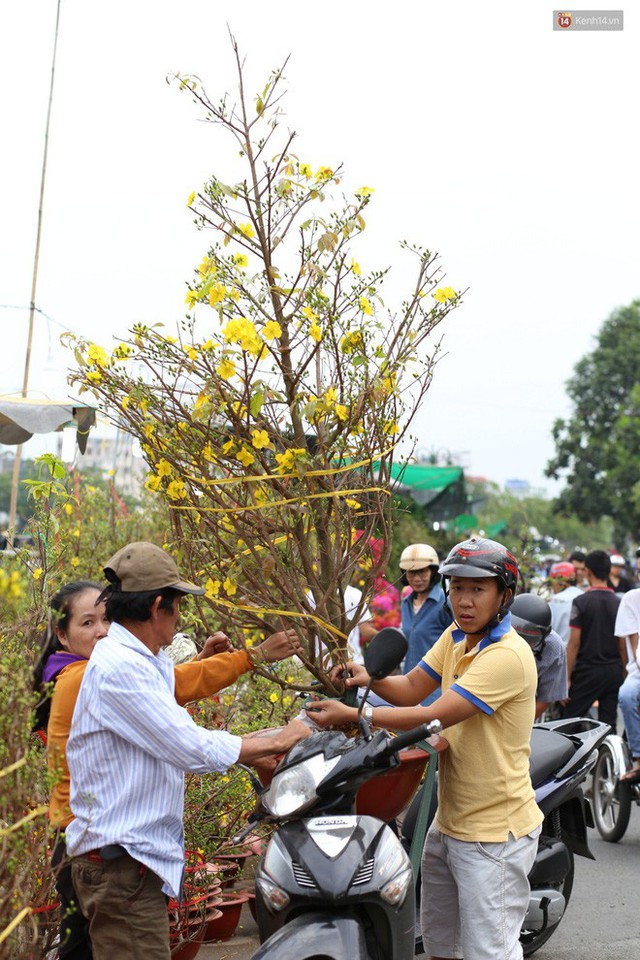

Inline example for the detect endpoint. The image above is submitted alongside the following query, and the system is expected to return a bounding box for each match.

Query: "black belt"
[83,844,128,862]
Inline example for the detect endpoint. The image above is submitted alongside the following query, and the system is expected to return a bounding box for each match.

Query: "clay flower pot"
[168,892,208,960]
[201,889,249,943]
[355,747,430,821]
[170,931,203,960]
[205,859,240,889]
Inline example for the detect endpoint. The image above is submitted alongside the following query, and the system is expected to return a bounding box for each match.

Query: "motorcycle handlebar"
[379,720,443,758]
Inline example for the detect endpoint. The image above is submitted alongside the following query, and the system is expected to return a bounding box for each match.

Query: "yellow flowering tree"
[68,42,461,693]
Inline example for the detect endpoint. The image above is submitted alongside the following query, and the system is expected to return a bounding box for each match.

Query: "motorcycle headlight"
[255,874,290,913]
[381,865,413,906]
[371,826,413,907]
[262,753,341,817]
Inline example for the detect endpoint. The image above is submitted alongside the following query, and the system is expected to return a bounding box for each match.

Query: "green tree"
[546,300,640,545]
[67,44,461,692]
[0,459,39,527]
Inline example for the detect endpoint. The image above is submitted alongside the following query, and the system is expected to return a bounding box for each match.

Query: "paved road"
[534,811,640,960]
[201,808,640,960]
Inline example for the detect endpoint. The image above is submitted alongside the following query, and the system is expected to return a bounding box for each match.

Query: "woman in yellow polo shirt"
[306,537,543,960]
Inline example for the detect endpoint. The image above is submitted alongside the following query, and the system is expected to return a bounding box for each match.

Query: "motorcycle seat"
[529,728,575,787]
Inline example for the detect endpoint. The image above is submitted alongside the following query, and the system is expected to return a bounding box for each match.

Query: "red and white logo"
[557,11,573,29]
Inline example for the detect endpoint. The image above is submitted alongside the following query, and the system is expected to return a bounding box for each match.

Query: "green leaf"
[250,390,264,418]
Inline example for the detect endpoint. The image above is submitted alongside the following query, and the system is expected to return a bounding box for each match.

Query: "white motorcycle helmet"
[399,543,441,585]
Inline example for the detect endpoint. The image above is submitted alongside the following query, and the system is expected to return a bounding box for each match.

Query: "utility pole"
[8,0,62,546]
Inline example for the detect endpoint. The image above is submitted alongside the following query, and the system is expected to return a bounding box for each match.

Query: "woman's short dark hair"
[33,580,103,730]
[104,586,181,624]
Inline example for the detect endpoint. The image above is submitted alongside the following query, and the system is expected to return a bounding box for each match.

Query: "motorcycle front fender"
[557,789,595,860]
[252,912,368,960]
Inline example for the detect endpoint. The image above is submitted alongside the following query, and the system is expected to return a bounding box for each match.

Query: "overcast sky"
[1,1,637,492]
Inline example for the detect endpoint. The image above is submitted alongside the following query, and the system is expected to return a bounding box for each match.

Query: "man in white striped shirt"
[66,541,308,960]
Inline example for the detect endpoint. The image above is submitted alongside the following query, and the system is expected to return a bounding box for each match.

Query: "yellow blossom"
[269,692,279,703]
[275,448,306,474]
[112,343,132,361]
[334,403,348,421]
[143,423,155,439]
[324,386,338,404]
[208,283,227,306]
[86,371,103,385]
[383,420,399,435]
[184,345,198,362]
[433,286,457,303]
[359,296,373,316]
[121,396,130,411]
[222,439,236,455]
[233,253,249,268]
[33,568,43,580]
[166,479,186,500]
[251,429,271,450]
[223,317,262,353]
[157,460,172,478]
[314,166,334,182]
[70,557,80,568]
[299,162,312,178]
[187,190,196,206]
[340,331,364,354]
[223,577,237,596]
[145,474,162,492]
[87,343,109,368]
[345,498,361,509]
[305,319,321,343]
[199,256,216,278]
[355,186,374,197]
[185,289,199,309]
[205,578,221,599]
[237,447,255,468]
[301,306,317,321]
[63,503,73,516]
[217,358,236,380]
[262,320,282,340]
[203,444,216,462]
[350,259,361,276]
[237,222,255,239]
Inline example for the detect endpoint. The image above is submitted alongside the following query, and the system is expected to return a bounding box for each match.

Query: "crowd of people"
[32,533,640,960]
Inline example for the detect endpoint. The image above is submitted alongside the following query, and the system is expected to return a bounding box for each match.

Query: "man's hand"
[237,719,310,765]
[254,629,303,664]
[197,632,233,659]
[329,661,371,690]
[304,697,357,729]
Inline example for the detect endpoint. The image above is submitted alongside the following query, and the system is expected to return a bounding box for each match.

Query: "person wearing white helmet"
[608,553,634,593]
[399,544,453,705]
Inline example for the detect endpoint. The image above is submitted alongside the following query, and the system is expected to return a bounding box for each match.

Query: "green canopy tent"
[377,462,468,522]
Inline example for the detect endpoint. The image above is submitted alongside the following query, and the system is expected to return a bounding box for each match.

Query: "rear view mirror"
[363,627,407,680]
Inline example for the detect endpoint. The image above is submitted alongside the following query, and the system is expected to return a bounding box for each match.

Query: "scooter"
[250,627,442,960]
[246,627,610,959]
[402,716,610,956]
[592,731,640,842]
